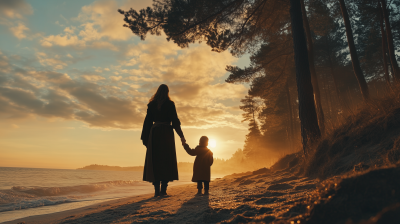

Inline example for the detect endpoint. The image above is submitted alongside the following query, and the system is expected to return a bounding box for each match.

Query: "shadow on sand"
[59,194,213,224]
[59,197,157,224]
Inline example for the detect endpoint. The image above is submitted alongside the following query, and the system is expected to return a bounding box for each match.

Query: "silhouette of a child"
[183,136,214,195]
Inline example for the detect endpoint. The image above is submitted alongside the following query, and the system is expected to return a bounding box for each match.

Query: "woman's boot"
[160,181,168,196]
[153,182,160,197]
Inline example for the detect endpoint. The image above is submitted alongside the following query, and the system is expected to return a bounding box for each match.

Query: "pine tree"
[240,96,263,164]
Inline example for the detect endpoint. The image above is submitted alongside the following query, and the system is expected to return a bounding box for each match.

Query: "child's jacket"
[184,144,214,182]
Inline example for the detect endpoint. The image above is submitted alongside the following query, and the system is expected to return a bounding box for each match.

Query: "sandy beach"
[5,154,400,224]
[5,163,319,224]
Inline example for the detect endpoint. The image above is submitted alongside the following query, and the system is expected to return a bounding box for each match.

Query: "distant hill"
[78,161,254,174]
[78,163,195,172]
[77,164,144,171]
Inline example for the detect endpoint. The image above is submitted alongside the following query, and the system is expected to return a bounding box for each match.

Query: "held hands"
[180,137,186,145]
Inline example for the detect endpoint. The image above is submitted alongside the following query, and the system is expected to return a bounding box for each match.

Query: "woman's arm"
[168,102,185,141]
[140,105,153,146]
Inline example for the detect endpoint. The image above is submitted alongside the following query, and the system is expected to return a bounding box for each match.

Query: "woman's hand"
[180,137,186,145]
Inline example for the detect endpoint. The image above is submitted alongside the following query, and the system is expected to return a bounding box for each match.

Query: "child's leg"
[204,181,209,194]
[204,181,209,190]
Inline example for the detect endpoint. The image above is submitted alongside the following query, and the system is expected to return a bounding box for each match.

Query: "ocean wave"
[0,180,141,212]
[10,180,140,196]
[0,196,76,212]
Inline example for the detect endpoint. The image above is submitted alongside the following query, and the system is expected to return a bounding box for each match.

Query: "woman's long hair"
[149,84,171,109]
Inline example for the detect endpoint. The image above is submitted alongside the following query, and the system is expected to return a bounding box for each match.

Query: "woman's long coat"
[141,100,184,182]
[184,145,214,182]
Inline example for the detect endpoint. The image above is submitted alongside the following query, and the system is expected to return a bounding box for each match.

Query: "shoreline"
[4,164,397,224]
[3,184,192,224]
[3,168,320,224]
[0,169,227,224]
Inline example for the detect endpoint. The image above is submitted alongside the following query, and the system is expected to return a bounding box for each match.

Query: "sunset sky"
[0,0,250,169]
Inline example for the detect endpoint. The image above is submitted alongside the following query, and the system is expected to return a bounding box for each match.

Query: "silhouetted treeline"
[120,0,400,166]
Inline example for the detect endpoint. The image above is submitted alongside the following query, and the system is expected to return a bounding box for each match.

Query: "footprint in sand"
[239,179,255,185]
[270,176,298,184]
[267,183,294,190]
[294,184,316,190]
[255,197,278,205]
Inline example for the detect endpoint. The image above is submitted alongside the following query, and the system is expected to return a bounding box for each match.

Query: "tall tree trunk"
[289,0,321,155]
[338,0,370,101]
[300,0,325,135]
[380,0,400,81]
[378,3,391,86]
[285,79,295,151]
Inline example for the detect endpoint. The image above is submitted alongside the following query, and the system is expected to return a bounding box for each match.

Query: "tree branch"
[171,0,245,37]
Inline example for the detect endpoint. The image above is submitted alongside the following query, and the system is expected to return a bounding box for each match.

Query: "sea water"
[0,167,207,223]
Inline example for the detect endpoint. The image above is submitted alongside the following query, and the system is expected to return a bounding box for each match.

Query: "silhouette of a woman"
[141,84,186,196]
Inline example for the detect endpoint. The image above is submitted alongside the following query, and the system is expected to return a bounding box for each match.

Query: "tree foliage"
[121,0,400,161]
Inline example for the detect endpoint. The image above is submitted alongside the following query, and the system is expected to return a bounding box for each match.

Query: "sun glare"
[209,139,217,148]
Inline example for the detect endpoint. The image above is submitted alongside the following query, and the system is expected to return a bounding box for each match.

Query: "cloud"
[36,52,68,70]
[40,28,119,51]
[110,76,122,81]
[177,105,244,129]
[77,0,131,41]
[29,70,72,84]
[66,84,143,129]
[0,0,33,19]
[89,41,118,51]
[82,74,106,82]
[40,0,151,49]
[0,56,144,129]
[203,83,247,100]
[0,1,35,40]
[77,0,153,41]
[119,37,245,106]
[9,22,29,39]
[1,15,247,131]
[0,86,72,119]
[64,26,76,34]
[110,37,247,129]
[41,33,85,47]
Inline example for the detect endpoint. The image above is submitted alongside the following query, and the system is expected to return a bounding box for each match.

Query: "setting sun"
[209,139,217,148]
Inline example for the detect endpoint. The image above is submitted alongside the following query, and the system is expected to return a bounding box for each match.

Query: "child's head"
[199,136,209,147]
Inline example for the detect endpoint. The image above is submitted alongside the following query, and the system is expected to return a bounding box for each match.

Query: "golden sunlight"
[209,139,217,148]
